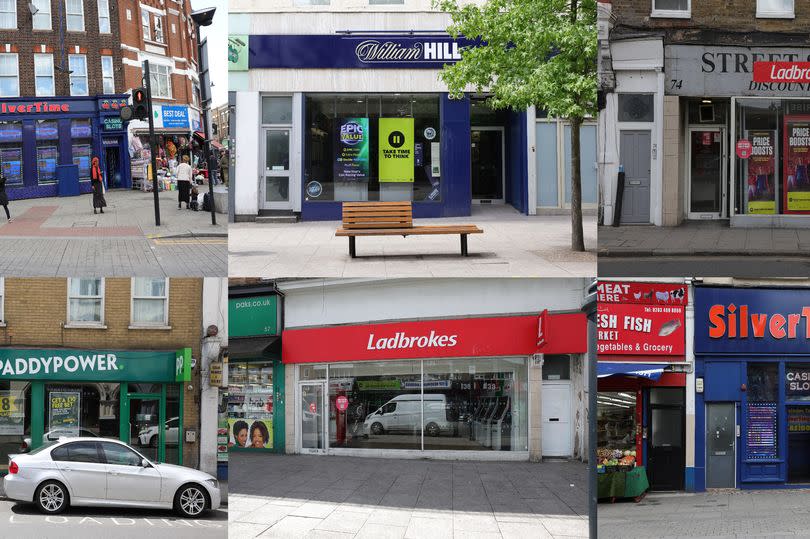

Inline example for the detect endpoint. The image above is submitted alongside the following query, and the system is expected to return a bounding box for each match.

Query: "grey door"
[706,403,736,488]
[619,131,651,224]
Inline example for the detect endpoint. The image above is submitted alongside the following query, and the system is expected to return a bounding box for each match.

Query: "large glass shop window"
[227,361,274,449]
[0,121,23,185]
[42,383,121,442]
[597,391,638,466]
[36,120,59,184]
[746,363,778,460]
[71,119,93,181]
[0,381,31,471]
[304,94,441,203]
[735,99,810,215]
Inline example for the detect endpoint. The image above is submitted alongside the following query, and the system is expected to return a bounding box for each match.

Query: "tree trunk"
[570,116,585,252]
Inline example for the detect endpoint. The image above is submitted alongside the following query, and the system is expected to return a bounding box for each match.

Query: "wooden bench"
[335,201,483,258]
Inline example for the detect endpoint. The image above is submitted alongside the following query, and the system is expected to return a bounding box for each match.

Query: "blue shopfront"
[694,286,810,491]
[0,95,131,200]
[240,34,529,220]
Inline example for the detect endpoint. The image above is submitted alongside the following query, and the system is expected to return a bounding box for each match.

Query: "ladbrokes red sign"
[753,62,810,83]
[282,313,587,364]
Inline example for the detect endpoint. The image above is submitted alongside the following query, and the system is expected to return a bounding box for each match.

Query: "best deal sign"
[282,313,587,364]
[597,281,687,358]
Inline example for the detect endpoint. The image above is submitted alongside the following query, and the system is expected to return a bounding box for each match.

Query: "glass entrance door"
[299,382,326,453]
[128,396,163,462]
[262,128,292,210]
[689,127,726,218]
[471,127,505,202]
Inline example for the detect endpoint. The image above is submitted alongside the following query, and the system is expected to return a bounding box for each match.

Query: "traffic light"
[132,87,148,120]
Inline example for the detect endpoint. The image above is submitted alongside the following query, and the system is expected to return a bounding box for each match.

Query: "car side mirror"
[141,458,150,468]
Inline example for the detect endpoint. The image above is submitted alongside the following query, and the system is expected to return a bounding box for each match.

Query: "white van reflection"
[363,394,451,437]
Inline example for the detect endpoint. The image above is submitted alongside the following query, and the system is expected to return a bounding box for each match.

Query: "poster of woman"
[228,418,273,449]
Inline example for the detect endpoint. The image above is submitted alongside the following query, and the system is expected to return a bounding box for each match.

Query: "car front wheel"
[35,481,69,514]
[174,484,209,518]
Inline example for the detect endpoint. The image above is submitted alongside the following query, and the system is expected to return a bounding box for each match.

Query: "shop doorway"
[299,382,326,454]
[687,127,726,219]
[706,403,736,488]
[105,146,122,189]
[618,130,651,224]
[128,395,161,462]
[788,406,810,483]
[541,382,572,457]
[471,127,505,203]
[647,388,685,490]
[261,128,292,211]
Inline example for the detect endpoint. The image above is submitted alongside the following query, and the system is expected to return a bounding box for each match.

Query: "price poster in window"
[784,118,810,212]
[746,131,776,214]
[334,117,370,182]
[747,402,777,459]
[48,391,80,435]
[379,117,414,183]
[0,391,24,435]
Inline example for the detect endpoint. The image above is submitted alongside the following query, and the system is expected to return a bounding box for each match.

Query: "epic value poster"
[379,118,414,183]
[334,118,370,182]
[784,118,810,213]
[746,131,776,214]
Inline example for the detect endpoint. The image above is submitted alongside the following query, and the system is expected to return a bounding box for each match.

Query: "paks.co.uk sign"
[247,34,483,70]
[695,287,810,354]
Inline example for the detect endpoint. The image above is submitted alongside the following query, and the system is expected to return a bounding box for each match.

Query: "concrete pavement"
[228,453,587,539]
[229,206,597,277]
[0,188,227,276]
[599,489,810,538]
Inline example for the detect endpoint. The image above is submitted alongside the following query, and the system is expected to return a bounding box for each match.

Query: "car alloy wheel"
[37,482,67,514]
[177,485,207,517]
[426,422,440,437]
[371,422,384,435]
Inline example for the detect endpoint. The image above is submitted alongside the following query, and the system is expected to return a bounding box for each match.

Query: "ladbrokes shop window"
[735,98,810,216]
[304,94,441,203]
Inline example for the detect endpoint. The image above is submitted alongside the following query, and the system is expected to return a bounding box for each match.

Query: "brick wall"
[0,277,204,467]
[0,0,124,96]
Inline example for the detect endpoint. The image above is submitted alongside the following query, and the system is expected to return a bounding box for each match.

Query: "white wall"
[199,278,228,476]
[231,0,486,12]
[234,91,261,217]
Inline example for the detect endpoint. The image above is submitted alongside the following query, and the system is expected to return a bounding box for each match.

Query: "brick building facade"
[598,0,810,229]
[0,277,208,470]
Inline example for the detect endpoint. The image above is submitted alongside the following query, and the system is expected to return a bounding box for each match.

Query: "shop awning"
[210,139,223,150]
[597,363,665,381]
[229,336,280,361]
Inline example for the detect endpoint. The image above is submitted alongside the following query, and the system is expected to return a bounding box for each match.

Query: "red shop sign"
[335,395,349,411]
[736,139,753,159]
[598,303,685,357]
[282,313,587,364]
[597,281,688,305]
[753,61,810,84]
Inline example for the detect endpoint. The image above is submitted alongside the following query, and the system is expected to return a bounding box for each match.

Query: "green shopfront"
[0,347,191,473]
[227,288,285,454]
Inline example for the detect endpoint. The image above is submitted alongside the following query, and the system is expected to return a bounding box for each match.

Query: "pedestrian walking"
[177,154,193,209]
[90,156,106,214]
[0,165,11,222]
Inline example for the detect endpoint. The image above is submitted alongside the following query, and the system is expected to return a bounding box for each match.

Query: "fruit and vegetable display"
[597,448,637,471]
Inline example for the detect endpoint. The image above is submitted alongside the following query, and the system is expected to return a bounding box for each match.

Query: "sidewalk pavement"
[599,222,810,257]
[229,206,597,277]
[599,489,810,538]
[228,453,587,539]
[0,188,227,276]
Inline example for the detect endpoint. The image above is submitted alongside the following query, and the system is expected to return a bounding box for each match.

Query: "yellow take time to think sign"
[379,118,414,183]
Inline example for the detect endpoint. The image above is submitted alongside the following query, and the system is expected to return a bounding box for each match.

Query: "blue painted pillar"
[439,93,471,217]
[22,120,37,187]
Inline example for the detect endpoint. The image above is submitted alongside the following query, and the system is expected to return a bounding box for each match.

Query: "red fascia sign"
[753,62,810,83]
[598,303,686,357]
[597,281,688,306]
[281,313,587,364]
[0,102,70,114]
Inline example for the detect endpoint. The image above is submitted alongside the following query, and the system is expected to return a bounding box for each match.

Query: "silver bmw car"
[3,437,221,518]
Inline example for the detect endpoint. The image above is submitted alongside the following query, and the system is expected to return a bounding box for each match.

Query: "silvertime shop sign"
[665,45,810,97]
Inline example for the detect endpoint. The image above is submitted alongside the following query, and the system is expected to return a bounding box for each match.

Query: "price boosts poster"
[746,131,776,214]
[334,118,370,182]
[0,391,24,435]
[785,119,810,213]
[379,118,414,182]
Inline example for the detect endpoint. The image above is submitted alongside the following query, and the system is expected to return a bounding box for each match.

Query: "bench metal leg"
[349,236,356,258]
[460,234,468,256]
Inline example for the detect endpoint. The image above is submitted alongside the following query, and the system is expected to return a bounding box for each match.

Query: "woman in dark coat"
[91,157,106,214]
[0,167,10,222]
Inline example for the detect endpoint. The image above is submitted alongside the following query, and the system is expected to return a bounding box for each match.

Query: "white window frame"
[68,54,88,96]
[129,277,170,329]
[0,0,17,29]
[34,54,55,97]
[141,10,150,41]
[153,14,164,43]
[66,278,106,328]
[0,53,19,98]
[32,0,51,30]
[65,0,85,31]
[650,0,691,18]
[101,55,114,94]
[756,0,794,18]
[145,62,172,99]
[97,0,110,33]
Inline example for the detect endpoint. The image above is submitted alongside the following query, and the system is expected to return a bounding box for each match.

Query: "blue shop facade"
[230,33,594,221]
[1,95,131,200]
[694,286,810,491]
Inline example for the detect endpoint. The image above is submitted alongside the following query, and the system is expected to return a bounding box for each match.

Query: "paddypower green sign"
[379,118,414,183]
[0,348,191,382]
[229,295,278,338]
